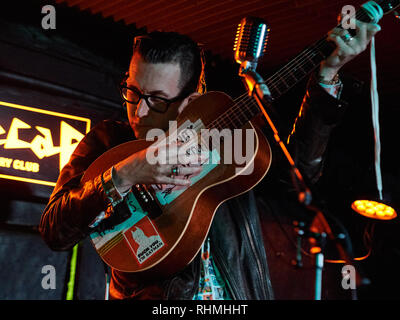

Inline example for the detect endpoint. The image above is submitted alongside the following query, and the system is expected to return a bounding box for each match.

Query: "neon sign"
[0,100,91,187]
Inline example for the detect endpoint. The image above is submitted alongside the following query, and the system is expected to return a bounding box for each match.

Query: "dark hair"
[132,31,205,96]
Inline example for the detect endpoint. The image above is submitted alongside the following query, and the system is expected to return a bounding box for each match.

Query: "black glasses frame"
[120,84,185,113]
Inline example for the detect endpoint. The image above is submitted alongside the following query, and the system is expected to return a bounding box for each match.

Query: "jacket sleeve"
[39,121,117,251]
[286,72,359,185]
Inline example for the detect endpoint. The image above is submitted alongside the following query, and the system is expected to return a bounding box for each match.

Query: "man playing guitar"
[39,17,381,299]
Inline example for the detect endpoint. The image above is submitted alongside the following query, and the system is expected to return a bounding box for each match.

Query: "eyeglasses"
[120,85,185,113]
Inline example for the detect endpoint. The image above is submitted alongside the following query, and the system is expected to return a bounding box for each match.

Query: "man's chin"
[132,127,148,140]
[132,124,157,140]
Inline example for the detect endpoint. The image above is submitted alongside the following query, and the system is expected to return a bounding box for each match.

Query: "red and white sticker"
[123,216,165,264]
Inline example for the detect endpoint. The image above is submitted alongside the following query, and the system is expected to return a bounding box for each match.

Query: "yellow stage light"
[351,200,397,220]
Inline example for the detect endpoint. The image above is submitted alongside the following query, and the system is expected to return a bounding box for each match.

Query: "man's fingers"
[170,165,202,177]
[354,20,380,47]
[366,22,381,40]
[328,27,349,37]
[158,163,201,178]
[164,176,191,186]
[179,150,209,165]
[184,166,202,176]
[354,20,367,46]
[327,32,353,56]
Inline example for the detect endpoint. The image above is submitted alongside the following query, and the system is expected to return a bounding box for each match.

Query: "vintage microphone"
[234,16,269,71]
[233,17,274,114]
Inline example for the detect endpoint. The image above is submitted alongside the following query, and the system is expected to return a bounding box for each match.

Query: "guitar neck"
[210,37,335,131]
[264,37,335,100]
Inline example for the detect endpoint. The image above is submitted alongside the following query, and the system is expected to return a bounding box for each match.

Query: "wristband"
[101,167,124,207]
[318,73,340,85]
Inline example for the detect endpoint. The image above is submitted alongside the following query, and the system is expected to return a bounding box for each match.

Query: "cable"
[324,221,375,263]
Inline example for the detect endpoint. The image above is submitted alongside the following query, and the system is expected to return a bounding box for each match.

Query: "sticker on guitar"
[123,217,165,264]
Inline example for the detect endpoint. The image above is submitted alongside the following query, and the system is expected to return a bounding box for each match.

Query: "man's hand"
[112,141,206,193]
[319,20,381,81]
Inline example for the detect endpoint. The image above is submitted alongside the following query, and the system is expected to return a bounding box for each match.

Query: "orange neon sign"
[0,100,91,187]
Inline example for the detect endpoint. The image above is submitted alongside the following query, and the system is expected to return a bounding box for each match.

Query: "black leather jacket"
[39,73,359,300]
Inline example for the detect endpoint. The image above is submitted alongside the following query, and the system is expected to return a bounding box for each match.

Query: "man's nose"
[135,98,150,118]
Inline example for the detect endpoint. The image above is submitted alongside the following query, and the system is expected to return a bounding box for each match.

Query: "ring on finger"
[170,165,180,177]
[342,32,354,43]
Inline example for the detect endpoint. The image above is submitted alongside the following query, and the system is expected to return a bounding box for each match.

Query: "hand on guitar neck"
[319,19,381,82]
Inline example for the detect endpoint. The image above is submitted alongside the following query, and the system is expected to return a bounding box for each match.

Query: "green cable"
[66,243,79,300]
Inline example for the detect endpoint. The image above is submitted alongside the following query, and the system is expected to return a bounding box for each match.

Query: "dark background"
[0,0,399,300]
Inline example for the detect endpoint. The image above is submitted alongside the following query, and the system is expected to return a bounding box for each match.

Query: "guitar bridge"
[132,184,163,219]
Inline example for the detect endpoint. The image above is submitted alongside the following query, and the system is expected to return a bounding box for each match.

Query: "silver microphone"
[233,16,270,70]
[234,16,272,103]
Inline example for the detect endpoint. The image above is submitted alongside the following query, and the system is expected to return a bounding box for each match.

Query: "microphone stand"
[239,61,312,206]
[238,62,362,300]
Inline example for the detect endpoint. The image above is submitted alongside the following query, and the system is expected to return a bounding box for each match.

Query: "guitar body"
[82,91,271,277]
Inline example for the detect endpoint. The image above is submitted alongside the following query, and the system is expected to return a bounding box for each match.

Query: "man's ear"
[178,92,201,114]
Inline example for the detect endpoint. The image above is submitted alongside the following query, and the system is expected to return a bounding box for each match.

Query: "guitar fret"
[265,79,282,98]
[315,40,335,61]
[277,72,289,88]
[271,78,288,95]
[301,52,318,71]
[284,65,299,82]
[237,99,252,125]
[236,97,257,127]
[290,67,306,81]
[264,41,331,100]
[229,105,242,128]
[310,48,326,63]
[210,94,261,131]
[305,52,318,65]
[228,101,241,129]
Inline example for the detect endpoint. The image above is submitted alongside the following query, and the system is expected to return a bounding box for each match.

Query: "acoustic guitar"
[82,0,399,277]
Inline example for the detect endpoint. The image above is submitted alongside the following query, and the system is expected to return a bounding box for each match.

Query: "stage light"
[351,199,397,220]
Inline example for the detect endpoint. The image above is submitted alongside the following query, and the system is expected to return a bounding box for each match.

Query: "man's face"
[126,53,184,139]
